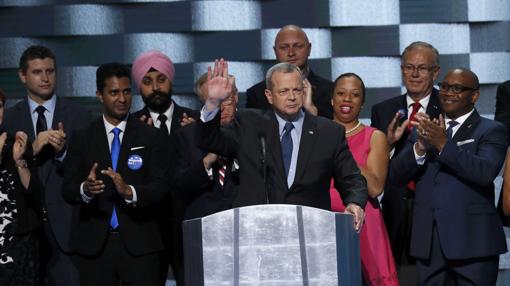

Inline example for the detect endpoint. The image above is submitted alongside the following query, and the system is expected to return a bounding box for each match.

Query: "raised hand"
[345,203,365,233]
[387,111,409,147]
[12,131,28,161]
[101,167,133,200]
[84,163,104,198]
[205,59,235,111]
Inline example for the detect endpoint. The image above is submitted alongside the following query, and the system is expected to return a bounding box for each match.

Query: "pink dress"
[329,126,399,286]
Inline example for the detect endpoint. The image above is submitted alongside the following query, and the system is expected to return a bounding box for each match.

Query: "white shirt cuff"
[200,105,220,123]
[413,143,426,165]
[124,185,137,205]
[80,182,93,203]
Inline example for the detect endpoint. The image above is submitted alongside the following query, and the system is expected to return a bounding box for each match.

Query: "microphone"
[258,132,269,204]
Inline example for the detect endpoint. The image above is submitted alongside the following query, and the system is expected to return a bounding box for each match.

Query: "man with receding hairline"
[370,41,443,282]
[389,68,507,285]
[246,24,333,118]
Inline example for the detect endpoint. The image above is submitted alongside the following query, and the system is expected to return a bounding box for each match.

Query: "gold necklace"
[345,121,361,134]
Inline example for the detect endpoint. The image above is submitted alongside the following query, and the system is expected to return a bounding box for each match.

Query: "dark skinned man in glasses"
[389,68,507,285]
[370,41,443,283]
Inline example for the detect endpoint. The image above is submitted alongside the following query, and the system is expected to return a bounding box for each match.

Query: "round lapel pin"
[127,154,143,170]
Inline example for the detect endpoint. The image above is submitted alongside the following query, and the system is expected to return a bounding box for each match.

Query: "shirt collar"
[406,92,431,109]
[148,101,174,121]
[28,94,57,115]
[275,109,305,136]
[445,108,475,127]
[102,115,128,134]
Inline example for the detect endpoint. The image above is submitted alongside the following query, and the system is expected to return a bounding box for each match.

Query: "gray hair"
[194,72,209,103]
[401,41,440,67]
[265,63,302,90]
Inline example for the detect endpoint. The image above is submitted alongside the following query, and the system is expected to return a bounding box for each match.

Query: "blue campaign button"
[127,154,143,170]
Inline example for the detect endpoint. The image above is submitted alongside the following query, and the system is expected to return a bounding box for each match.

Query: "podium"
[183,204,361,285]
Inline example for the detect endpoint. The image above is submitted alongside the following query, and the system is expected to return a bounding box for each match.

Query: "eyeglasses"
[401,64,437,75]
[438,82,479,94]
[278,88,304,97]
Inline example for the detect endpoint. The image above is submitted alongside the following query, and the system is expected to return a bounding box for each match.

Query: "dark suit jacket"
[246,70,334,119]
[370,90,442,261]
[370,89,442,153]
[389,110,508,260]
[2,97,90,252]
[62,116,169,256]
[174,123,239,220]
[197,109,367,210]
[495,80,510,143]
[131,102,199,226]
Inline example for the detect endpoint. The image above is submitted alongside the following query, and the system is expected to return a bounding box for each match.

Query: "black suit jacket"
[197,109,367,210]
[62,116,169,256]
[174,123,239,220]
[131,102,199,224]
[246,70,334,119]
[2,97,90,252]
[495,80,510,143]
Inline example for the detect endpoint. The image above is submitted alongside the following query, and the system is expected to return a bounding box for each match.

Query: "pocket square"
[130,146,145,151]
[457,139,475,146]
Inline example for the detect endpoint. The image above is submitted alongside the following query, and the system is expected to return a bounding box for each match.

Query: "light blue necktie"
[281,122,294,177]
[110,127,121,229]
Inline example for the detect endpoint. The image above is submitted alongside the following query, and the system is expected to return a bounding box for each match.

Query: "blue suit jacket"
[389,110,508,260]
[2,97,90,252]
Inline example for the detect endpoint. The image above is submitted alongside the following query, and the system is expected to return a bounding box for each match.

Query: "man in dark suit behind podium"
[389,68,507,285]
[63,63,169,286]
[2,45,90,285]
[198,60,368,232]
[370,42,442,281]
[246,25,333,119]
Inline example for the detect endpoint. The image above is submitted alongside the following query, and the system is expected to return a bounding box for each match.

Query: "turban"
[131,50,175,87]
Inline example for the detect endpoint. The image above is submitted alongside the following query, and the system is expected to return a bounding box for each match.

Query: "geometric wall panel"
[470,52,510,84]
[192,1,261,31]
[400,24,471,55]
[54,5,124,35]
[329,0,400,26]
[467,0,510,22]
[124,33,194,64]
[331,57,401,88]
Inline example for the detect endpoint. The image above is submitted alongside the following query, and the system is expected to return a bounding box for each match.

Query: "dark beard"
[142,89,172,114]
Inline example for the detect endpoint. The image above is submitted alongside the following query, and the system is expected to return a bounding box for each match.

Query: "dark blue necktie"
[281,122,294,177]
[110,127,121,229]
[446,120,459,139]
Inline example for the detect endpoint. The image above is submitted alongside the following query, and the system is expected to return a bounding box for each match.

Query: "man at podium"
[197,59,368,232]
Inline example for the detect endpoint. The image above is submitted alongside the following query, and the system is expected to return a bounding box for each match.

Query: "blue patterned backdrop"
[0,0,509,119]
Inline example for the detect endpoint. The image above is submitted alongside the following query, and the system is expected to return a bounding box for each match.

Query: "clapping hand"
[386,111,409,147]
[12,131,28,161]
[101,167,133,200]
[83,163,104,198]
[302,79,318,115]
